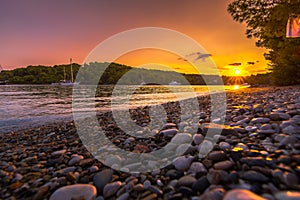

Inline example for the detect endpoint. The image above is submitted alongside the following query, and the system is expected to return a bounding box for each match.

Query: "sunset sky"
[0,0,269,76]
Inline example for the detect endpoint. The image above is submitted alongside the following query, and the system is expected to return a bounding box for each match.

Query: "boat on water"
[241,83,251,87]
[51,58,79,86]
[51,80,79,86]
[169,80,181,85]
[0,81,7,85]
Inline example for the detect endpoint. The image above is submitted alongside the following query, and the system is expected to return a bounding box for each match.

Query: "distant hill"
[0,62,271,85]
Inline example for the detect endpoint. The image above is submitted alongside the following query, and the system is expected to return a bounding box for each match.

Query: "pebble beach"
[1,86,300,200]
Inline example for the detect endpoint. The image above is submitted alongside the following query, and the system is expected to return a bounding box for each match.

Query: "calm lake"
[0,85,236,133]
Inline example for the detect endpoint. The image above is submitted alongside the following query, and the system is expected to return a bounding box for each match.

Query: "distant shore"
[0,86,300,200]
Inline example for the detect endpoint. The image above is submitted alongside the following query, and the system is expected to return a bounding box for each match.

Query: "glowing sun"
[234,69,241,75]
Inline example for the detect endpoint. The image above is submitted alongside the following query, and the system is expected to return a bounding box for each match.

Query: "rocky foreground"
[0,86,300,200]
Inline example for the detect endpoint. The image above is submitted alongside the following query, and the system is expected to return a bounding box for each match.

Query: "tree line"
[0,62,271,86]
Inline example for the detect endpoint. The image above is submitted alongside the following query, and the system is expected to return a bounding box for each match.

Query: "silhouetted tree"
[228,0,300,85]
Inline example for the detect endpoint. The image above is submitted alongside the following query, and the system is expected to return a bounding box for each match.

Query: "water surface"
[0,85,236,133]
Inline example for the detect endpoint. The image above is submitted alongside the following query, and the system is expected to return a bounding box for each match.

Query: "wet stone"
[281,172,299,186]
[235,143,249,151]
[233,115,246,122]
[168,193,183,200]
[160,128,178,137]
[192,176,210,193]
[51,149,66,157]
[274,191,300,200]
[79,158,94,167]
[240,157,265,166]
[163,123,177,129]
[176,143,194,155]
[177,175,197,187]
[228,171,239,184]
[207,169,229,184]
[116,192,129,200]
[287,110,299,116]
[260,124,272,130]
[245,150,261,157]
[214,160,233,170]
[93,169,113,193]
[89,166,99,173]
[245,126,258,132]
[143,180,151,190]
[219,142,231,151]
[23,156,38,163]
[156,179,163,187]
[68,155,84,166]
[12,173,23,182]
[171,133,192,144]
[165,169,183,180]
[208,151,227,162]
[251,117,270,124]
[168,179,178,188]
[103,181,122,198]
[241,170,269,182]
[223,189,266,200]
[177,186,193,197]
[270,112,291,121]
[278,155,292,164]
[279,135,298,146]
[142,193,157,200]
[198,140,214,157]
[253,104,264,113]
[178,121,188,130]
[199,187,225,200]
[202,123,237,136]
[172,156,193,171]
[282,126,298,134]
[104,155,122,167]
[124,137,135,144]
[6,165,16,172]
[235,118,251,125]
[147,185,163,196]
[193,134,204,145]
[257,129,276,135]
[34,186,49,200]
[49,184,97,200]
[55,167,76,175]
[188,162,207,175]
[233,126,246,133]
[199,112,207,119]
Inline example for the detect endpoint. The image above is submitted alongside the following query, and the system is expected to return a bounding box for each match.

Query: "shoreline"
[1,86,300,199]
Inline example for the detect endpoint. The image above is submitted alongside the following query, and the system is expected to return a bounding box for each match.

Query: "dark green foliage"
[0,61,273,85]
[0,64,80,84]
[0,62,222,85]
[72,62,210,85]
[244,73,272,86]
[228,0,300,85]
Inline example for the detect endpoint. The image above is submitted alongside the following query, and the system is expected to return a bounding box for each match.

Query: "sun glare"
[235,69,241,75]
[233,85,240,90]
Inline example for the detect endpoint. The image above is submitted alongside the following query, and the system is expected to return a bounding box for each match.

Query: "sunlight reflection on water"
[0,84,238,133]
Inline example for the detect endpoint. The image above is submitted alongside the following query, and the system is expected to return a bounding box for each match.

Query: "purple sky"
[0,0,268,75]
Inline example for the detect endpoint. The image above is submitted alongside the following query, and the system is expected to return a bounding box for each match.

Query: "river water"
[0,85,236,133]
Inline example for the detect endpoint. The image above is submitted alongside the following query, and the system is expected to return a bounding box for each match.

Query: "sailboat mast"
[63,66,66,81]
[70,58,74,83]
